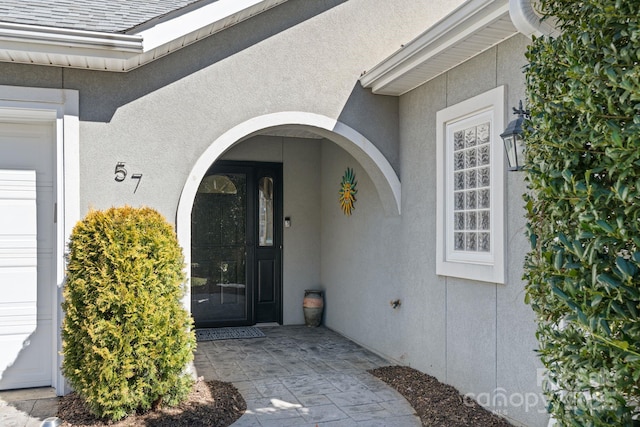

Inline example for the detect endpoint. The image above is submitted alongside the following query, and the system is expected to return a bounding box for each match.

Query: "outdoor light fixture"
[500,100,529,171]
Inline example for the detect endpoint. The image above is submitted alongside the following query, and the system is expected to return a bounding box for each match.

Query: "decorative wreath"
[339,167,357,216]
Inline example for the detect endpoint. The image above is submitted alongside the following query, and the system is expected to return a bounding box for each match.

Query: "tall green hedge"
[524,0,640,425]
[62,206,195,421]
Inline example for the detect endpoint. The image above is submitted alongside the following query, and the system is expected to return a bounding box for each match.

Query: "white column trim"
[0,85,80,395]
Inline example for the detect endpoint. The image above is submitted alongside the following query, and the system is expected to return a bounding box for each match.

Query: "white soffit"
[360,0,518,96]
[0,0,288,72]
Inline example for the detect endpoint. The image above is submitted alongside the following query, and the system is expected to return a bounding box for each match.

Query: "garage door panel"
[0,262,54,321]
[0,319,52,389]
[0,172,38,316]
[0,267,37,307]
[0,302,37,323]
[0,126,54,390]
[0,247,37,267]
[0,123,54,175]
[0,201,37,236]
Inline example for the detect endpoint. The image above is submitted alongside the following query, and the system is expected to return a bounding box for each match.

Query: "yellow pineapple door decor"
[339,167,357,215]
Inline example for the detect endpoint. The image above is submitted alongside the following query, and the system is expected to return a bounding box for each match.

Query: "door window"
[258,177,274,247]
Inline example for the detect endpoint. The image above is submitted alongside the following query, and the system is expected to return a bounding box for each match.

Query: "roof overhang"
[0,0,288,72]
[360,0,555,96]
[360,0,516,96]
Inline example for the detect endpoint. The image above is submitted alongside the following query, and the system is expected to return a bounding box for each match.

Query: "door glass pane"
[191,173,247,326]
[258,177,274,247]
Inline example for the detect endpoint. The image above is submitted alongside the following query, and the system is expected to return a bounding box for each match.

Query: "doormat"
[195,326,265,342]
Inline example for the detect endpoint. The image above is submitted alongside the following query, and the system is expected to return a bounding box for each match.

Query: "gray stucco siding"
[394,34,546,427]
[319,33,546,427]
[0,63,63,89]
[1,0,464,224]
[51,0,461,222]
[0,2,548,426]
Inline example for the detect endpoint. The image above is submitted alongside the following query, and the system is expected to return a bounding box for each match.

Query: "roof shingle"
[0,0,206,33]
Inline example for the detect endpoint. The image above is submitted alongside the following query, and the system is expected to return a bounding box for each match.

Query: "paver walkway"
[195,325,420,426]
[0,387,57,427]
[0,325,420,426]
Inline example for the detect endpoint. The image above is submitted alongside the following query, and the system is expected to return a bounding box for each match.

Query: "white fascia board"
[137,0,287,51]
[0,0,287,71]
[360,0,511,95]
[0,22,143,55]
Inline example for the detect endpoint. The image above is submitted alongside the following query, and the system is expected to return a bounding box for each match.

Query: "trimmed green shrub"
[524,0,640,425]
[62,206,195,420]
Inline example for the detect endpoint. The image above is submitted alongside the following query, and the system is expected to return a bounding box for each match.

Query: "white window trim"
[436,86,505,284]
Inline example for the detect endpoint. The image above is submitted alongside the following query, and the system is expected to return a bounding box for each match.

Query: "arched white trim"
[176,111,402,312]
[177,111,401,226]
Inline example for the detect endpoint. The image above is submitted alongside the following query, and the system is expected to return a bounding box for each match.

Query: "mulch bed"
[57,366,512,426]
[370,366,513,426]
[57,378,245,427]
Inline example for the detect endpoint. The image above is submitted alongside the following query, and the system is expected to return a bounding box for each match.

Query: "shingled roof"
[0,0,288,71]
[0,0,203,33]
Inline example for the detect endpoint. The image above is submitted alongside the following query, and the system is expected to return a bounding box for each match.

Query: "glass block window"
[452,122,491,253]
[435,86,505,284]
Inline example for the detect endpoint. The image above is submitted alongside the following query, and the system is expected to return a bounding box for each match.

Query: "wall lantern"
[500,100,529,171]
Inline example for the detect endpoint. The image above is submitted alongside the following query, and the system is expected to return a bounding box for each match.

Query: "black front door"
[191,161,282,328]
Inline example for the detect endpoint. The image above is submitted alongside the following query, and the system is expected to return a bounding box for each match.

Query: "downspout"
[509,0,558,38]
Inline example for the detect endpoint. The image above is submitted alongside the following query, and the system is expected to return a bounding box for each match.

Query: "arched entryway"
[176,112,401,324]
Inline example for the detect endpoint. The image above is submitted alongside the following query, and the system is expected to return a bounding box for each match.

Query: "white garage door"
[0,122,54,390]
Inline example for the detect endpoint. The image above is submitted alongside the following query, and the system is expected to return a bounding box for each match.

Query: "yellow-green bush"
[62,206,195,420]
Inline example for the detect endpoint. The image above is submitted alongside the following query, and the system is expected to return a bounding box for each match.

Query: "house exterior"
[0,0,554,425]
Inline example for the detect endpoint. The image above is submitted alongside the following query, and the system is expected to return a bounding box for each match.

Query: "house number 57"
[114,162,143,193]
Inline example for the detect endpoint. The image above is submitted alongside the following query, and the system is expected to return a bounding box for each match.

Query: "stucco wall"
[0,0,460,224]
[0,0,463,222]
[320,140,404,343]
[320,34,548,427]
[0,0,462,327]
[0,1,546,425]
